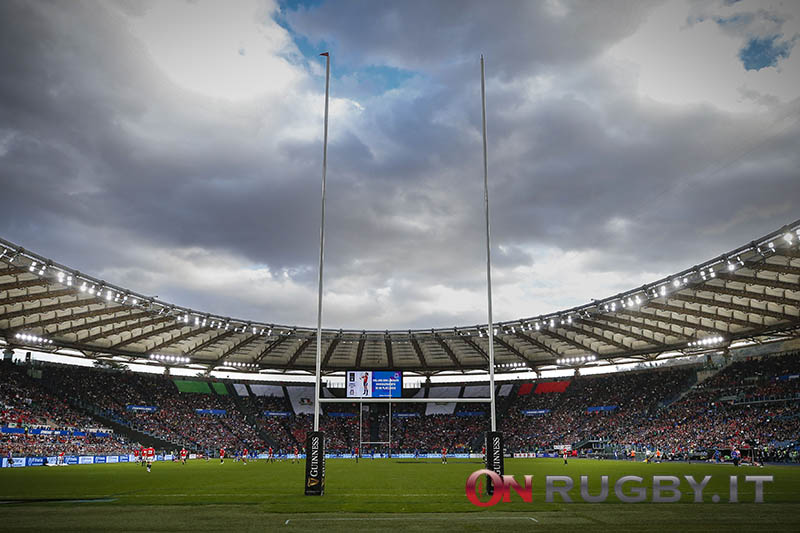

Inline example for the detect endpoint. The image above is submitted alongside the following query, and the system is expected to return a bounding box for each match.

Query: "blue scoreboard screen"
[346,371,402,398]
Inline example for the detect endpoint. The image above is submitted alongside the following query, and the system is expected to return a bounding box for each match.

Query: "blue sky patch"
[738,35,793,70]
[274,0,417,94]
[714,13,752,29]
[279,0,324,11]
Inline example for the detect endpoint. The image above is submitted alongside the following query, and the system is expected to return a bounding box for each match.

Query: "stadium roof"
[1,220,799,375]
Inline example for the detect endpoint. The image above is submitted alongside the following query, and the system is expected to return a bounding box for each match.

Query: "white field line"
[283,517,538,523]
[121,493,452,497]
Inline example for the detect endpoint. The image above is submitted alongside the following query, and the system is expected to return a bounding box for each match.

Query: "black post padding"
[304,431,325,496]
[485,431,504,495]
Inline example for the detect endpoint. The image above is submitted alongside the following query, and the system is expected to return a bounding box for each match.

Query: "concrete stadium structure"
[1,220,798,376]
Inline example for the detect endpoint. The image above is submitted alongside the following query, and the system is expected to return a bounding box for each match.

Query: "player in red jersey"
[57,451,65,466]
[180,447,188,465]
[441,447,447,464]
[481,446,486,461]
[354,446,359,464]
[292,446,299,464]
[242,448,248,465]
[219,448,225,464]
[268,446,274,463]
[144,447,155,472]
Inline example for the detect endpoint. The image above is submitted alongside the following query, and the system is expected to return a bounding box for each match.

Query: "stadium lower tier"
[1,351,799,459]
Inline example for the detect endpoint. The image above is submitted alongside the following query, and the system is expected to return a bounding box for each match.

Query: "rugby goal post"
[305,54,503,495]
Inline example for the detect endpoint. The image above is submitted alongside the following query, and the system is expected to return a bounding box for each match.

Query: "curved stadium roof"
[1,220,799,375]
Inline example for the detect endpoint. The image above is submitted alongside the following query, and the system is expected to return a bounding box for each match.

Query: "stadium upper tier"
[1,221,799,374]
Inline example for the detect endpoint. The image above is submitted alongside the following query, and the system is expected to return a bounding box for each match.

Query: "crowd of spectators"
[501,366,697,451]
[501,353,800,457]
[625,353,800,454]
[41,366,265,452]
[1,433,135,457]
[3,352,799,459]
[1,363,99,430]
[389,411,485,453]
[1,362,138,456]
[243,396,298,452]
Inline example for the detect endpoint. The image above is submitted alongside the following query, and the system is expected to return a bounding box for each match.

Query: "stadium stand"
[1,352,799,461]
[38,366,265,453]
[0,361,139,456]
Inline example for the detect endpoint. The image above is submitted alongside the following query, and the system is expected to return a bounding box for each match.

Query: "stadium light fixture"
[688,336,725,348]
[784,232,793,244]
[149,353,190,364]
[15,332,53,345]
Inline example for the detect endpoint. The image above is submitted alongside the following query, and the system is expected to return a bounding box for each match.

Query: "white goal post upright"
[481,54,504,494]
[305,51,330,496]
[313,51,330,435]
[480,55,497,433]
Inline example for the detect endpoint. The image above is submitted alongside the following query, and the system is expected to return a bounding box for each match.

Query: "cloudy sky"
[1,0,798,330]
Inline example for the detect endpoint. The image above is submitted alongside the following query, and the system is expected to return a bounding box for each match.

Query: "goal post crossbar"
[318,397,492,403]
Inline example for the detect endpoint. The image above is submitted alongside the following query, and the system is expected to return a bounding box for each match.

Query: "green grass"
[0,458,798,531]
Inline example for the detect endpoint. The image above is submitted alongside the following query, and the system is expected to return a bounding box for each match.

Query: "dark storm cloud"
[281,0,800,319]
[0,1,318,267]
[285,0,659,77]
[0,0,798,329]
